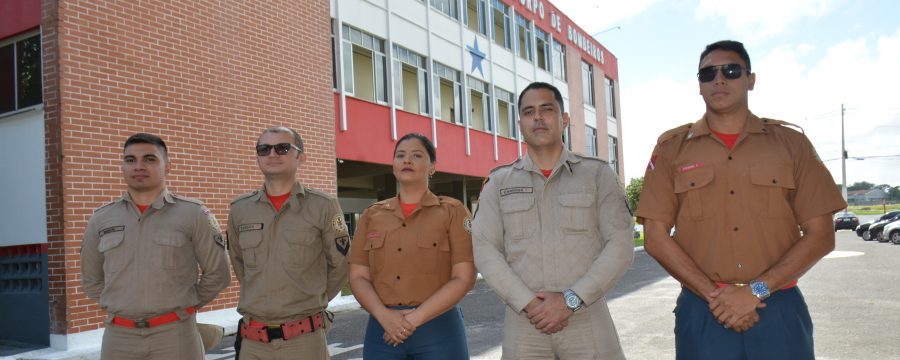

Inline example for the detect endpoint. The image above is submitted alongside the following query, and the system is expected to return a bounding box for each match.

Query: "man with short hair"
[81,133,231,359]
[229,126,349,359]
[472,82,634,359]
[637,40,847,359]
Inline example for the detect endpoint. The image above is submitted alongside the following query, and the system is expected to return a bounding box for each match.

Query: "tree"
[625,177,643,215]
[848,181,874,191]
[889,186,900,201]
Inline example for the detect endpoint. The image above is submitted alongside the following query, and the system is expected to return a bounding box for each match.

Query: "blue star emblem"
[466,38,487,76]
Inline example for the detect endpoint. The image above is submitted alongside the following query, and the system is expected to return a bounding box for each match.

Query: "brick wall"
[51,0,334,334]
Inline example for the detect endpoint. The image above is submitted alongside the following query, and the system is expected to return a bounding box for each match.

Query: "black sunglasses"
[697,64,747,83]
[256,143,301,156]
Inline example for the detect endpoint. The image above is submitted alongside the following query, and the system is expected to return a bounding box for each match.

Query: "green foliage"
[848,181,875,191]
[625,177,644,214]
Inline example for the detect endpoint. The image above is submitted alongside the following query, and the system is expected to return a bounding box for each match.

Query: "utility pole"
[841,104,848,202]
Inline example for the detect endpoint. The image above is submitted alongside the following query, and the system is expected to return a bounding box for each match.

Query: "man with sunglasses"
[637,40,846,359]
[81,133,231,359]
[228,126,350,359]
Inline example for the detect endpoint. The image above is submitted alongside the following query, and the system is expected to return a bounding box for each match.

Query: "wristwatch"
[749,280,771,301]
[563,289,584,312]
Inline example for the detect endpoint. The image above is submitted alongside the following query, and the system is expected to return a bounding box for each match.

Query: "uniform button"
[397,248,402,252]
[433,243,437,247]
[402,223,406,227]
[730,190,735,195]
[396,276,400,280]
[690,182,695,187]
[728,156,733,160]
[772,179,777,184]
[733,226,739,231]
[738,263,743,268]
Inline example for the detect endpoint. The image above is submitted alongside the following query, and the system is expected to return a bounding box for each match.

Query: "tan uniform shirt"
[348,191,474,306]
[472,148,635,312]
[228,183,349,324]
[636,113,847,283]
[80,189,230,319]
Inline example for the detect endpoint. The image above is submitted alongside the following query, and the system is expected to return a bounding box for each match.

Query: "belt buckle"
[134,319,150,328]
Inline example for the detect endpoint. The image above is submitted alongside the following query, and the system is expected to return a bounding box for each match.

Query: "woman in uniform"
[349,132,476,359]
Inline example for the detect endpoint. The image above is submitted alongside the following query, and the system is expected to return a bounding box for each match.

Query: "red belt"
[240,312,325,343]
[111,306,196,328]
[715,280,798,289]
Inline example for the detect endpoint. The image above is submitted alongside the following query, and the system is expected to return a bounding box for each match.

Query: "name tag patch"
[500,187,533,197]
[239,223,264,232]
[98,225,125,236]
[678,162,704,173]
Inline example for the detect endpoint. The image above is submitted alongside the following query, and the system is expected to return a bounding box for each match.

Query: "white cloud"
[695,0,842,41]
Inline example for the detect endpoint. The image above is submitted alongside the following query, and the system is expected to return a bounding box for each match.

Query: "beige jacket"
[228,183,349,324]
[472,148,634,312]
[80,189,230,319]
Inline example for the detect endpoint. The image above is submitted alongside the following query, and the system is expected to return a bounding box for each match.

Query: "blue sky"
[553,0,900,188]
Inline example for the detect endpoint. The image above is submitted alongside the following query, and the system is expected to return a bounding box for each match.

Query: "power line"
[822,154,900,162]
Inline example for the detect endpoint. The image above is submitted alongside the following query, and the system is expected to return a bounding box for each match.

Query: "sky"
[551,0,900,188]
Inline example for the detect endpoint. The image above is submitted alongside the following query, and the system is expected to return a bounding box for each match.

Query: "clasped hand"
[378,308,417,346]
[524,292,571,335]
[708,286,766,332]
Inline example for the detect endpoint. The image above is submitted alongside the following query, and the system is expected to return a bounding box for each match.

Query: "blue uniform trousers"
[363,306,469,360]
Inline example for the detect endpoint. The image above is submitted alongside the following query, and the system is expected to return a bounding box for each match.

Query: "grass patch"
[847,204,900,215]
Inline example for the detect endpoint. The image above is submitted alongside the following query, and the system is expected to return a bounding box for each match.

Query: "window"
[535,29,550,72]
[0,33,42,114]
[467,76,491,132]
[551,39,566,81]
[581,60,594,107]
[608,135,619,174]
[393,45,429,115]
[465,0,488,35]
[430,0,458,19]
[515,13,532,61]
[491,0,511,49]
[342,25,388,103]
[433,62,463,124]
[585,126,598,156]
[495,87,516,138]
[605,77,617,120]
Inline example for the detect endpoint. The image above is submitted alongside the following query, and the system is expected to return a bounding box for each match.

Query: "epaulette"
[656,123,693,145]
[230,190,260,205]
[489,157,521,174]
[761,118,804,134]
[367,198,391,209]
[95,199,119,212]
[304,187,337,201]
[171,193,203,206]
[437,195,463,207]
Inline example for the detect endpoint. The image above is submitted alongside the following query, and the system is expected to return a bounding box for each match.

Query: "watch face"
[565,294,579,308]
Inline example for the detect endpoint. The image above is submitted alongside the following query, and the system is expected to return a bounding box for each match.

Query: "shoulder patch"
[331,214,349,235]
[463,216,472,234]
[656,123,693,145]
[230,190,260,205]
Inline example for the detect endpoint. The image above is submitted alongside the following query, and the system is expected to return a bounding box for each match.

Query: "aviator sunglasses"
[256,143,302,156]
[697,63,747,83]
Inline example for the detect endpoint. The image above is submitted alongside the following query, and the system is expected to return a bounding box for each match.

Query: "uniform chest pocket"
[416,232,451,275]
[284,228,321,269]
[98,231,129,274]
[364,234,386,272]
[238,231,263,269]
[749,164,796,219]
[153,233,189,270]
[673,167,715,221]
[500,197,536,240]
[558,194,595,233]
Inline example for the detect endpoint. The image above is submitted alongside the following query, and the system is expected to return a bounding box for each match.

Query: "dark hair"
[124,133,168,160]
[258,126,304,153]
[699,40,751,72]
[394,133,436,164]
[518,82,565,113]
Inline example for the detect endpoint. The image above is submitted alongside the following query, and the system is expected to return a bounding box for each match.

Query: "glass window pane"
[16,36,42,108]
[0,44,15,113]
[375,53,386,102]
[342,42,354,94]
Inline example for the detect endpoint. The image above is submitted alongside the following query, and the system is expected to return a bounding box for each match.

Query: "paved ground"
[7,218,900,359]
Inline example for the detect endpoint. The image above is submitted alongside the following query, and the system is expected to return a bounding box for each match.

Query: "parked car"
[833,211,859,231]
[883,220,900,245]
[868,215,900,242]
[856,211,900,240]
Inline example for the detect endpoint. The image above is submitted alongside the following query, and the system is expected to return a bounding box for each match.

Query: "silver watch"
[563,289,583,312]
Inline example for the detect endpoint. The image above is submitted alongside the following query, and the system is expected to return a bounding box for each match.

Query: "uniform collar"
[255,182,306,210]
[689,112,766,141]
[121,188,174,211]
[382,190,440,219]
[515,146,579,175]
